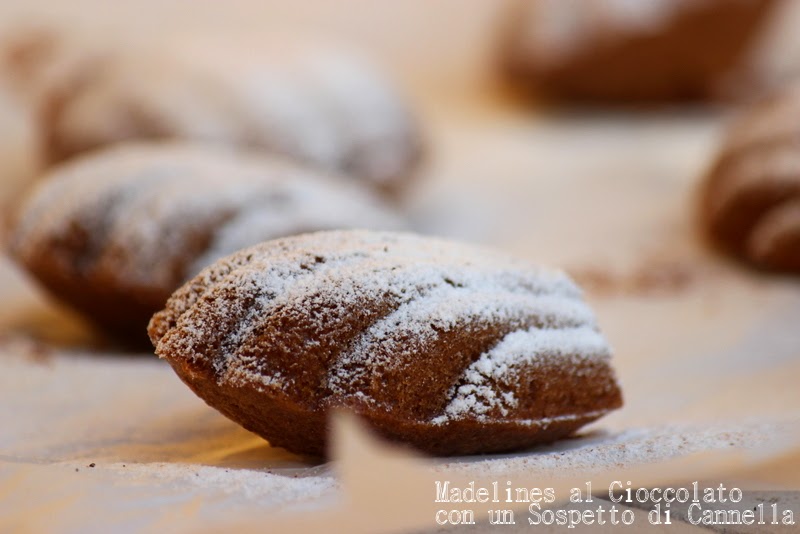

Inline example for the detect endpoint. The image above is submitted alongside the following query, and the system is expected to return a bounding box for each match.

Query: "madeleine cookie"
[9,144,403,343]
[149,230,623,456]
[22,35,422,197]
[503,0,777,103]
[701,87,800,272]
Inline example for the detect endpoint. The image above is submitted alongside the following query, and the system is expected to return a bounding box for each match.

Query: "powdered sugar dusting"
[435,422,785,479]
[98,461,338,504]
[154,230,616,428]
[515,0,700,66]
[439,326,610,422]
[49,36,421,193]
[327,287,595,400]
[12,143,403,293]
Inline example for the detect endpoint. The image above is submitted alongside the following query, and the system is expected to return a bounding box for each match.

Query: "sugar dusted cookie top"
[11,143,403,343]
[150,230,623,456]
[33,36,422,197]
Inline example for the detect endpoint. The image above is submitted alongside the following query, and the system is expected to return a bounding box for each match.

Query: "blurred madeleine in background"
[8,142,405,343]
[700,83,800,273]
[0,29,423,199]
[502,0,792,104]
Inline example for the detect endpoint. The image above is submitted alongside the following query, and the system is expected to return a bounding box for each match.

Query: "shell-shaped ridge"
[12,143,403,343]
[150,230,623,456]
[702,87,800,272]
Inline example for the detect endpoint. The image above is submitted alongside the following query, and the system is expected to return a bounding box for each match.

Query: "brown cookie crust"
[17,35,423,197]
[503,0,778,103]
[701,86,800,272]
[9,144,403,344]
[149,230,623,456]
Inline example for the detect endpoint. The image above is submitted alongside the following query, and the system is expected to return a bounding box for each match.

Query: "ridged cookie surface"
[33,36,422,197]
[149,230,623,456]
[701,87,800,272]
[503,0,776,103]
[10,144,402,343]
